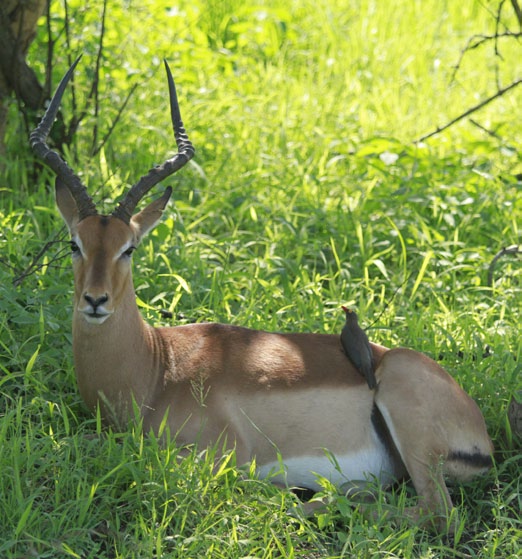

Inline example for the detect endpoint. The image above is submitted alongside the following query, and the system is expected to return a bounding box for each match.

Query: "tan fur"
[56,181,493,531]
[374,349,493,528]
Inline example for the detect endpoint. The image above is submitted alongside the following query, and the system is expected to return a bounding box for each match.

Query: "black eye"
[70,241,80,254]
[122,246,136,258]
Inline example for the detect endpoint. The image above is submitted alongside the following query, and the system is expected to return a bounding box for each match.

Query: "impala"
[32,59,493,531]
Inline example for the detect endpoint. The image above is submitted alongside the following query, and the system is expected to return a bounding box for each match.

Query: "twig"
[92,82,138,157]
[415,78,522,143]
[449,0,521,82]
[12,230,68,287]
[433,1,522,143]
[64,0,76,119]
[494,0,507,59]
[468,118,502,139]
[511,0,522,28]
[367,272,412,329]
[63,0,108,149]
[45,0,54,101]
[450,31,522,83]
[0,256,16,272]
[487,245,521,287]
[90,0,108,154]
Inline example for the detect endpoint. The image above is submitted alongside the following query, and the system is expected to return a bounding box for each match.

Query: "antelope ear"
[55,177,80,233]
[130,187,172,242]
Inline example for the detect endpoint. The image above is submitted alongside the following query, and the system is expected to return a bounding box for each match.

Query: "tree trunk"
[0,0,47,156]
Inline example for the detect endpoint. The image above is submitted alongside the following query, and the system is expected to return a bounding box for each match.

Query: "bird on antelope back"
[340,307,376,390]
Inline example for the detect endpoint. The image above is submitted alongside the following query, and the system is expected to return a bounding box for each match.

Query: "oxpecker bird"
[340,307,376,389]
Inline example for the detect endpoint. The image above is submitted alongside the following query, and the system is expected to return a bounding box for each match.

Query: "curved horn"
[30,56,98,220]
[112,60,195,223]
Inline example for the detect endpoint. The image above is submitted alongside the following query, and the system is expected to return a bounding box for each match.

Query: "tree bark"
[0,0,47,156]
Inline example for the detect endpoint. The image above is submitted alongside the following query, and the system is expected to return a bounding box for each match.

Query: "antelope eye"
[122,246,136,258]
[70,241,80,254]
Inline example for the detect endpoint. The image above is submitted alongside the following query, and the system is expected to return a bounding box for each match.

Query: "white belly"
[257,444,398,492]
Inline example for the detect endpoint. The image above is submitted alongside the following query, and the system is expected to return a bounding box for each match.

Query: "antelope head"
[30,58,194,325]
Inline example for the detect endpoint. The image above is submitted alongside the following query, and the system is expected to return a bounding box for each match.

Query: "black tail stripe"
[448,450,493,469]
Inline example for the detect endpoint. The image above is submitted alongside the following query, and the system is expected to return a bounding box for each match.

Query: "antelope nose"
[84,293,109,310]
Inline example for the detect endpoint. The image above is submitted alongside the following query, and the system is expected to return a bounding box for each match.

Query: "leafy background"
[0,0,521,557]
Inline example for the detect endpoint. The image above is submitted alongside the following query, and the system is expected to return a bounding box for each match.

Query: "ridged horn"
[30,56,98,221]
[111,60,195,224]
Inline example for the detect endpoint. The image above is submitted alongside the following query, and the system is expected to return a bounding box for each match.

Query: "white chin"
[82,313,111,325]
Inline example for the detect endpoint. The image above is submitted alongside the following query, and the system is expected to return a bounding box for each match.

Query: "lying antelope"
[31,59,493,531]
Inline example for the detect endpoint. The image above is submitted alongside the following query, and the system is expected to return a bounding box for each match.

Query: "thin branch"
[494,0,507,59]
[415,78,522,143]
[450,31,522,82]
[45,0,54,101]
[0,256,17,272]
[12,230,69,287]
[468,118,502,139]
[90,0,108,154]
[487,245,521,287]
[366,272,412,330]
[511,0,522,28]
[63,0,75,117]
[92,83,139,157]
[65,0,108,149]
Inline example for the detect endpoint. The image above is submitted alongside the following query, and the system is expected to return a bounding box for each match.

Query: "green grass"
[1,0,521,557]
